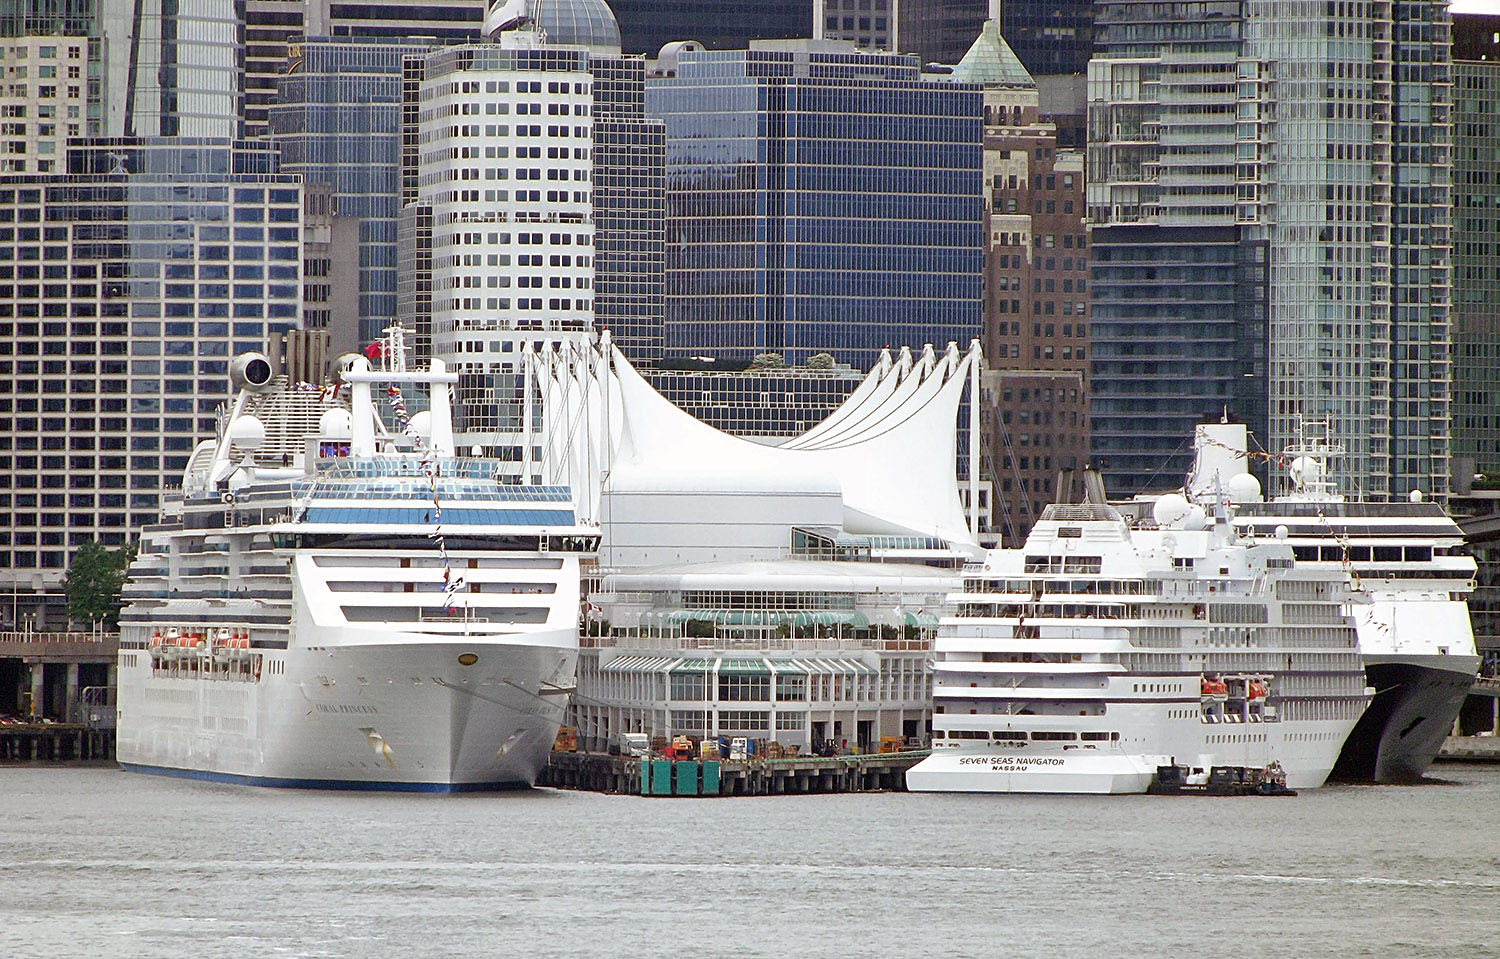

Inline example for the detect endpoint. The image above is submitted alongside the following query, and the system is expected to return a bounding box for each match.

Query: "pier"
[0,630,117,763]
[540,750,930,796]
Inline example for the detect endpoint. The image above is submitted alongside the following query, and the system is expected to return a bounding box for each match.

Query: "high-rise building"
[815,0,991,67]
[953,20,1089,543]
[999,0,1093,78]
[101,0,243,138]
[581,53,664,365]
[648,40,984,370]
[1088,0,1452,500]
[414,40,598,447]
[272,37,436,346]
[608,0,813,57]
[0,139,302,624]
[1452,13,1500,484]
[0,34,99,174]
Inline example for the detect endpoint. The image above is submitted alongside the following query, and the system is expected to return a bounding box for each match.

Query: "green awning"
[718,658,770,674]
[673,658,711,672]
[903,611,940,628]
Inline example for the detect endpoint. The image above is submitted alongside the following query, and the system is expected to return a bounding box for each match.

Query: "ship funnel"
[230,352,276,393]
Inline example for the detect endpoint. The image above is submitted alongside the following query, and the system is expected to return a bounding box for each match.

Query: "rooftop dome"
[535,0,621,55]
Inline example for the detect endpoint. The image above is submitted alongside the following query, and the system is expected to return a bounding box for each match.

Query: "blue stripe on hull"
[118,762,532,793]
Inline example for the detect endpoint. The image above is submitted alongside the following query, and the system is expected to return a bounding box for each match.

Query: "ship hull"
[1329,655,1481,783]
[906,719,1353,794]
[117,632,575,791]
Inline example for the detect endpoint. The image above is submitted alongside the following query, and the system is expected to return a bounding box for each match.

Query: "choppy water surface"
[1,763,1497,959]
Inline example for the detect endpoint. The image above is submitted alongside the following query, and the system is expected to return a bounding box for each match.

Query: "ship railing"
[0,630,120,645]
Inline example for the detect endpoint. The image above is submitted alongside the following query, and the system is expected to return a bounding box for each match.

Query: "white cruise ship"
[115,343,596,791]
[1199,421,1480,782]
[906,498,1371,794]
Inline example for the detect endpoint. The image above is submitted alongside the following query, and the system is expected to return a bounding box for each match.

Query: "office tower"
[272,37,436,346]
[401,0,630,454]
[100,0,243,138]
[1088,0,1452,500]
[648,40,983,370]
[0,34,97,174]
[815,0,991,67]
[581,54,664,365]
[999,0,1093,78]
[1452,13,1500,484]
[0,139,302,624]
[608,0,813,57]
[953,20,1088,543]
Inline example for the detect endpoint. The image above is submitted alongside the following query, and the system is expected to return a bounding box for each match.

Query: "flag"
[364,341,383,361]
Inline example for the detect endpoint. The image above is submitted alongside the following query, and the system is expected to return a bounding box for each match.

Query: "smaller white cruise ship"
[907,497,1371,794]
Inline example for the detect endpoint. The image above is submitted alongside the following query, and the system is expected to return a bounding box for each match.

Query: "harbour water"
[3,764,1498,959]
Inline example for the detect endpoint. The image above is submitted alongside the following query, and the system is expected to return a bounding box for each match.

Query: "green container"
[651,759,672,795]
[701,760,721,796]
[675,760,699,796]
[638,759,650,796]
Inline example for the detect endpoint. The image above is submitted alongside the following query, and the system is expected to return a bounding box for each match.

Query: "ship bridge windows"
[1023,555,1103,575]
[339,605,549,624]
[1031,731,1077,741]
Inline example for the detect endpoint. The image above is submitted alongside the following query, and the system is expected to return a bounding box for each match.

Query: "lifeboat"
[162,627,182,663]
[1200,676,1228,700]
[212,628,233,667]
[149,631,165,666]
[1247,680,1268,701]
[228,630,252,664]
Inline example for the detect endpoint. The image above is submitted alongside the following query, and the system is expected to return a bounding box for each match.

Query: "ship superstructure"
[116,335,596,790]
[906,497,1370,794]
[1196,420,1480,781]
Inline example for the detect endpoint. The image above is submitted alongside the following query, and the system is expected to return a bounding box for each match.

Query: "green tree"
[749,351,785,370]
[63,540,136,629]
[805,352,836,370]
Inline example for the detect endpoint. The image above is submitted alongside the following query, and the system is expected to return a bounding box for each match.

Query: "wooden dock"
[0,723,115,762]
[540,750,930,796]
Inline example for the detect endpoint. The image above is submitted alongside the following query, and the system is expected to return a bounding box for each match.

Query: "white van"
[622,732,650,757]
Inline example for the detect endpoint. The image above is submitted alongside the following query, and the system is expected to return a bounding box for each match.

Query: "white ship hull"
[118,630,576,791]
[908,718,1353,794]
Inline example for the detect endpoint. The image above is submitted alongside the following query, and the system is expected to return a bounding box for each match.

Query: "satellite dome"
[1226,472,1262,504]
[319,408,352,439]
[1152,493,1191,528]
[535,0,620,55]
[1410,489,1425,503]
[1289,456,1324,487]
[228,415,266,452]
[1182,505,1208,531]
[407,410,434,439]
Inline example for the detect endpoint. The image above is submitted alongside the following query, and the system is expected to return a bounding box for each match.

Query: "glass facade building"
[1000,0,1094,78]
[1088,0,1452,500]
[1452,14,1500,481]
[647,43,984,370]
[0,137,301,622]
[271,38,433,346]
[608,0,814,58]
[587,55,665,365]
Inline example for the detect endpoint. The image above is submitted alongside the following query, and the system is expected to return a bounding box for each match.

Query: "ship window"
[1056,526,1081,538]
[1403,546,1431,562]
[992,731,1027,741]
[1031,731,1077,741]
[1373,546,1401,562]
[1080,732,1111,741]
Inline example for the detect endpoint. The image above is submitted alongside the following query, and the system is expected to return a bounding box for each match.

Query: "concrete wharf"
[0,630,117,762]
[540,750,929,796]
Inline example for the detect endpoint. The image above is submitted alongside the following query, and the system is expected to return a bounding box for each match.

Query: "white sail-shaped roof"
[522,336,981,552]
